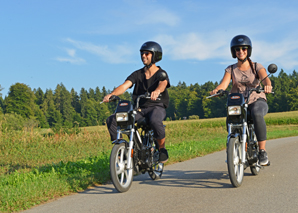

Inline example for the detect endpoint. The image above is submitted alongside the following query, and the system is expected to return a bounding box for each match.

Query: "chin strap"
[238,57,247,63]
[145,63,153,69]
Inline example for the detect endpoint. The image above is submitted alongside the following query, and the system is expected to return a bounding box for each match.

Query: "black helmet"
[140,41,162,64]
[230,35,252,58]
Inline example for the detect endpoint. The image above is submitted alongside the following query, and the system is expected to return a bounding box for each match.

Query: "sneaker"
[259,149,269,165]
[159,148,169,163]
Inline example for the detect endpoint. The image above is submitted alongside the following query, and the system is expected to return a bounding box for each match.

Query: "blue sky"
[1,0,298,98]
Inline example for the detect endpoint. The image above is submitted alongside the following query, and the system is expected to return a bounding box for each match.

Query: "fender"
[227,132,240,145]
[112,139,129,146]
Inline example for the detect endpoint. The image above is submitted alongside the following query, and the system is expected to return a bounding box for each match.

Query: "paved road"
[26,136,298,213]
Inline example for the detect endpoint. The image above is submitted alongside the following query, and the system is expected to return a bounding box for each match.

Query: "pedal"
[256,160,270,167]
[255,163,262,168]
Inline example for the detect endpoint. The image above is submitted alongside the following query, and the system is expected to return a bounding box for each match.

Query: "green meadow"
[1,111,298,212]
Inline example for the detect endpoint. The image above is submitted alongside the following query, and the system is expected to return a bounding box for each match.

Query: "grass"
[1,111,298,212]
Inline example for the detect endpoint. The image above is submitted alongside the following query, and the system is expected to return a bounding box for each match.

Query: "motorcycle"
[206,64,278,187]
[107,71,167,192]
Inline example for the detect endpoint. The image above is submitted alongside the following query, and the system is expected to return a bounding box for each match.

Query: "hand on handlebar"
[150,90,161,101]
[210,88,219,95]
[264,85,273,94]
[102,94,113,103]
[102,94,118,103]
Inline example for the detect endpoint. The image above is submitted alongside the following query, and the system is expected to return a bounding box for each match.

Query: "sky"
[1,0,298,98]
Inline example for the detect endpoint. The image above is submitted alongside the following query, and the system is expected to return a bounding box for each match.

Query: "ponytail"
[247,57,258,79]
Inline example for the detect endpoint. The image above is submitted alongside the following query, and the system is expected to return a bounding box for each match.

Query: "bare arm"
[257,68,272,93]
[151,80,168,101]
[102,80,133,102]
[210,72,232,95]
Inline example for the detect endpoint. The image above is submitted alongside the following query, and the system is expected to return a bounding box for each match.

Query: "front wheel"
[110,143,134,192]
[227,136,244,187]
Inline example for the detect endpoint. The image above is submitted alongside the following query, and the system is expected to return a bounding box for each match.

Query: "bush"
[0,113,39,131]
[188,115,200,120]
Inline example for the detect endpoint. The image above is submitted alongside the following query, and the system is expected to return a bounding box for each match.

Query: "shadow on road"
[80,169,254,195]
[79,168,259,195]
[136,169,232,189]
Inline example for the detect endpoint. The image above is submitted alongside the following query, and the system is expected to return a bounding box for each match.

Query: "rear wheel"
[227,136,244,187]
[250,132,260,175]
[250,164,260,175]
[110,143,133,192]
[148,162,164,180]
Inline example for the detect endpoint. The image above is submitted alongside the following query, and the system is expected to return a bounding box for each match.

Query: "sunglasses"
[235,46,248,52]
[140,51,151,56]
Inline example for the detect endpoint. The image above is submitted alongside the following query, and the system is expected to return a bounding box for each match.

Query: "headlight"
[116,112,129,122]
[228,106,241,115]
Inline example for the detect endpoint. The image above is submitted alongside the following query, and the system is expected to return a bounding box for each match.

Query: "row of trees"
[0,69,297,129]
[166,69,298,119]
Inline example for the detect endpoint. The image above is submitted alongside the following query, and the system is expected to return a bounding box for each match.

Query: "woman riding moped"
[210,35,272,166]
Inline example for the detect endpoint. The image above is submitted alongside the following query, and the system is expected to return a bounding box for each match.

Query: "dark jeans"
[226,98,268,141]
[248,98,268,141]
[106,105,166,141]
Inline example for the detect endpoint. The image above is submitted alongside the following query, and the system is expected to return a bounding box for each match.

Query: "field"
[1,111,298,212]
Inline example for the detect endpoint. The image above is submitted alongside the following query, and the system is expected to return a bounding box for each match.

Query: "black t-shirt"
[126,67,170,108]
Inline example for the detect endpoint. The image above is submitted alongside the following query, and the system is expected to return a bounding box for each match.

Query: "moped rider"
[210,35,272,165]
[103,41,170,163]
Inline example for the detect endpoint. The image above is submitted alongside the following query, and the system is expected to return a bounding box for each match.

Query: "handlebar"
[109,95,120,102]
[135,92,161,109]
[105,92,161,109]
[206,89,229,99]
[247,87,274,104]
[206,87,274,104]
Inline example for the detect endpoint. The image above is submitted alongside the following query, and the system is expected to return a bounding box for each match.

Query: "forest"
[0,69,297,131]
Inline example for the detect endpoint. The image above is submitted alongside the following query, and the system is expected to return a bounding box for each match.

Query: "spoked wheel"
[110,143,133,193]
[227,136,244,187]
[148,162,164,180]
[250,132,260,175]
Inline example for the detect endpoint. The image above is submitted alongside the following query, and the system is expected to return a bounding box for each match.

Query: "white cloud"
[155,32,231,61]
[55,48,86,65]
[56,57,85,64]
[66,49,76,57]
[65,38,134,64]
[155,32,298,71]
[254,39,298,70]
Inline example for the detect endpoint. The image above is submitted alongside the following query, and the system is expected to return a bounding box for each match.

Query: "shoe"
[159,148,169,163]
[258,149,269,166]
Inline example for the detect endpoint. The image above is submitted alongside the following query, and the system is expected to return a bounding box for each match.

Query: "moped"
[206,64,277,187]
[108,71,167,192]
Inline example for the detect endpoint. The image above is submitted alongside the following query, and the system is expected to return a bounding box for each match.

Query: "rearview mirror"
[267,64,278,74]
[157,71,167,81]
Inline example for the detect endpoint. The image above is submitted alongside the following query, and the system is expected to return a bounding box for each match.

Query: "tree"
[34,87,44,106]
[94,86,102,102]
[70,88,81,113]
[288,86,298,110]
[54,84,75,127]
[5,83,36,118]
[95,101,110,125]
[84,99,98,126]
[41,89,63,128]
[88,88,95,100]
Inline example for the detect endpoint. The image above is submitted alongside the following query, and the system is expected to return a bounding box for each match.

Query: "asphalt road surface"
[25,136,298,213]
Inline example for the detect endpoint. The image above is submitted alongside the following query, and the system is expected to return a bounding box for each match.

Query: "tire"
[148,139,163,180]
[227,136,244,187]
[110,143,134,193]
[148,162,164,180]
[250,164,260,175]
[250,132,260,175]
